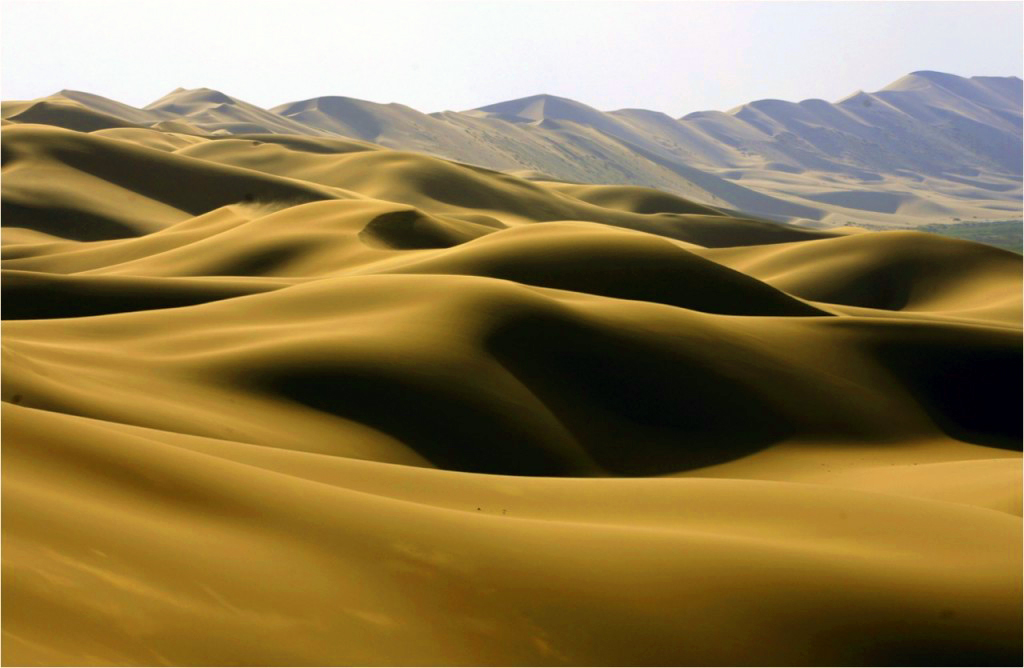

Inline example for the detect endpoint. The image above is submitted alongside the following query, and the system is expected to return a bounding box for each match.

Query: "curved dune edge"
[2,122,1021,666]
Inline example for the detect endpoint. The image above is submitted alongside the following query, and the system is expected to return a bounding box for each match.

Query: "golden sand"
[2,120,1021,665]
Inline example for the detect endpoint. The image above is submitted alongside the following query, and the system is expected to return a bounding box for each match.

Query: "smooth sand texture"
[2,121,1022,666]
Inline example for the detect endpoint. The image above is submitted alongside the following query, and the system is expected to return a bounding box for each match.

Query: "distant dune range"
[1,102,1022,665]
[3,70,1021,231]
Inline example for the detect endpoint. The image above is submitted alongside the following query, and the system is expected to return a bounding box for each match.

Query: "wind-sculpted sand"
[2,121,1021,666]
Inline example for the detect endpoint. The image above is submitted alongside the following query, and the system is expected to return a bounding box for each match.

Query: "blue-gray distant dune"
[2,71,1020,228]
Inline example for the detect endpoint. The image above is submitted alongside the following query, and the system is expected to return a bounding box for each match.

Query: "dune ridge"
[2,119,1021,666]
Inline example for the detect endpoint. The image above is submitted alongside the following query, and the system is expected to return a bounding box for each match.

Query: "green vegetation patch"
[919,220,1022,254]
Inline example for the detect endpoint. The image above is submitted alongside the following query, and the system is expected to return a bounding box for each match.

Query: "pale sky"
[1,0,1021,117]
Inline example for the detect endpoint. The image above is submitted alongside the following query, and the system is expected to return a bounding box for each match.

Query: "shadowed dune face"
[862,324,1023,449]
[1,121,1021,666]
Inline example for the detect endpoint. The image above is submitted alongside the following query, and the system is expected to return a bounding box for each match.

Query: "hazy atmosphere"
[2,0,1021,114]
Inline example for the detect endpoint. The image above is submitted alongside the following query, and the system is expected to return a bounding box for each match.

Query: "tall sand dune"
[1,121,1021,666]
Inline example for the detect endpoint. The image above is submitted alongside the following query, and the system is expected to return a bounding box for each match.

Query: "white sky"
[1,0,1021,117]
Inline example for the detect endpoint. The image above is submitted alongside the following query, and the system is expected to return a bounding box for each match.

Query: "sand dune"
[2,99,141,133]
[6,71,1020,230]
[700,231,1023,320]
[1,120,1021,666]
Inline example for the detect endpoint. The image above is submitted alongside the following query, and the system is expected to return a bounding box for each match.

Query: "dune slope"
[1,122,1021,666]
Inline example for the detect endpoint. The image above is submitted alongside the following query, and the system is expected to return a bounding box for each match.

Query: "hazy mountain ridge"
[712,71,1021,178]
[2,71,1020,227]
